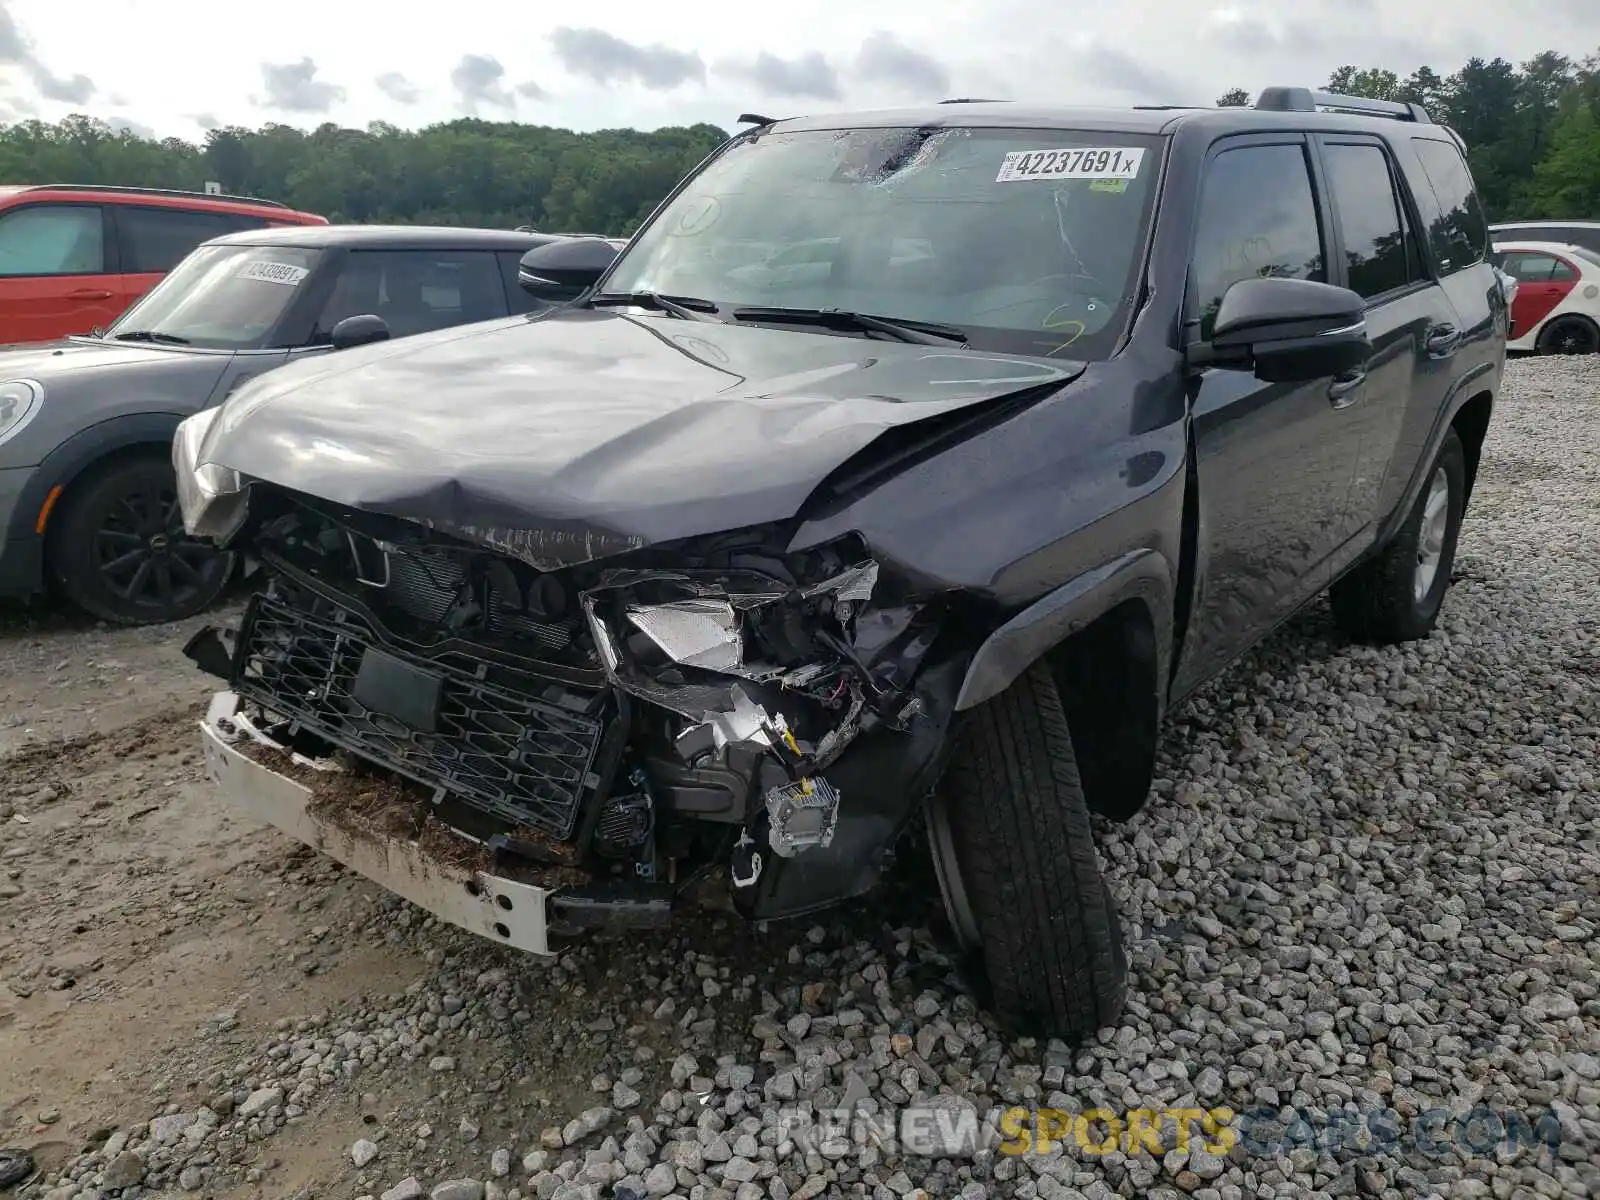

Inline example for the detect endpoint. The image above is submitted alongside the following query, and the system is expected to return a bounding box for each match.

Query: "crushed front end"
[186,487,967,954]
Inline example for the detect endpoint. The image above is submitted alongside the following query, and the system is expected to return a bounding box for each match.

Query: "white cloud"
[1,0,1593,138]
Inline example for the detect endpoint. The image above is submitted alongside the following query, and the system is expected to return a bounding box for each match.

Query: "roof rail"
[938,97,1009,104]
[1253,86,1432,125]
[24,182,291,209]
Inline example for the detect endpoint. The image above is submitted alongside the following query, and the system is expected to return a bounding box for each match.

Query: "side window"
[1549,256,1578,282]
[0,204,106,276]
[313,250,505,342]
[1322,142,1421,300]
[1190,142,1326,339]
[1500,253,1557,282]
[498,250,543,314]
[1408,138,1489,275]
[120,207,239,273]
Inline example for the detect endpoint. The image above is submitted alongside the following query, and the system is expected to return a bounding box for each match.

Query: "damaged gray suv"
[177,89,1504,1038]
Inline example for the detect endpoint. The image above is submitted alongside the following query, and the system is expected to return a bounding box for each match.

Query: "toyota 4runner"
[174,87,1505,1038]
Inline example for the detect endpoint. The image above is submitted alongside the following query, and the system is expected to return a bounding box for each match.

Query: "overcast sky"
[1,0,1597,139]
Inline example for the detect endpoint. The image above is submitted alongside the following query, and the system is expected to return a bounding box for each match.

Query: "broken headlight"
[585,538,926,875]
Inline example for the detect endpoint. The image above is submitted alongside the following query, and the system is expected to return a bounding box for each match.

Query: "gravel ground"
[1,356,1596,1200]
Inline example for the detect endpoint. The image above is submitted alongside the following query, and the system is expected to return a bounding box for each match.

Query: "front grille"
[235,594,605,840]
[376,543,576,653]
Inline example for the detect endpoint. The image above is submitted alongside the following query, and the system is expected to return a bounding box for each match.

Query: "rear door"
[1311,133,1445,552]
[111,205,243,315]
[0,202,121,343]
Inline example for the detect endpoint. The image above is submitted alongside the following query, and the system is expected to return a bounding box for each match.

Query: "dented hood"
[203,307,1084,566]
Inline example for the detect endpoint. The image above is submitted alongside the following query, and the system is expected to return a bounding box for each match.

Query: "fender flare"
[954,548,1175,712]
[7,410,186,549]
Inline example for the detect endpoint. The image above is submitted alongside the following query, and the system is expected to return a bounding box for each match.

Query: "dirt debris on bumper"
[198,690,555,956]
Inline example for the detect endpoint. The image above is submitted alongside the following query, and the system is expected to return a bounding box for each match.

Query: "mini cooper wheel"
[1329,427,1466,644]
[48,454,235,625]
[930,660,1127,1039]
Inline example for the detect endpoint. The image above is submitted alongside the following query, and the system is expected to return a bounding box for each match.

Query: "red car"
[0,184,326,345]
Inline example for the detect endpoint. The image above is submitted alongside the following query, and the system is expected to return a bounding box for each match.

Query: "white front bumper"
[199,691,555,956]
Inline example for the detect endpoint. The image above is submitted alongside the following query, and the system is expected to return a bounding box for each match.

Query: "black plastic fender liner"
[953,547,1174,712]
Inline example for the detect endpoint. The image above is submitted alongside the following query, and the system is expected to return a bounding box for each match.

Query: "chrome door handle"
[1329,371,1367,407]
[1425,324,1460,358]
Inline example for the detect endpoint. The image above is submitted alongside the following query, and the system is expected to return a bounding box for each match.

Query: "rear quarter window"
[1407,138,1489,275]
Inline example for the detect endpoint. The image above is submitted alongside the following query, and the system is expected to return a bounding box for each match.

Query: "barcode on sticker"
[238,260,309,286]
[996,147,1145,183]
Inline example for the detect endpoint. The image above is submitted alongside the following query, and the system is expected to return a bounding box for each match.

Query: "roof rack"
[1253,86,1432,124]
[24,183,291,209]
[938,98,1008,104]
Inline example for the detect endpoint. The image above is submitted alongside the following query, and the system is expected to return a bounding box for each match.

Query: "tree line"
[1219,49,1600,220]
[1,47,1595,233]
[0,115,730,235]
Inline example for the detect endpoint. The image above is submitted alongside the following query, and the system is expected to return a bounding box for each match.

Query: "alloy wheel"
[1413,466,1451,604]
[92,480,221,614]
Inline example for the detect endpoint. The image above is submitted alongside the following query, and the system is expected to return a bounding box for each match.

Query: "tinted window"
[1323,142,1421,299]
[313,250,505,342]
[1409,138,1489,275]
[120,207,241,273]
[0,204,105,276]
[1550,257,1578,281]
[1190,143,1325,339]
[497,250,545,314]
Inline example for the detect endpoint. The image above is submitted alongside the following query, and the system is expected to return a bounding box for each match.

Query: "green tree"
[1216,88,1251,108]
[0,113,728,235]
[1525,102,1600,217]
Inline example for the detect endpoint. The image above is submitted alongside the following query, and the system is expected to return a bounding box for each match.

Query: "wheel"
[1329,428,1466,644]
[1535,315,1599,356]
[48,453,234,625]
[928,660,1127,1038]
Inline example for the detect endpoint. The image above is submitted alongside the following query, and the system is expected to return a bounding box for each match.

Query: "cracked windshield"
[606,125,1162,358]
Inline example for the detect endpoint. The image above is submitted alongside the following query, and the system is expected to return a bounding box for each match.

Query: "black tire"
[48,453,234,625]
[1329,428,1466,644]
[929,660,1127,1038]
[1535,315,1599,356]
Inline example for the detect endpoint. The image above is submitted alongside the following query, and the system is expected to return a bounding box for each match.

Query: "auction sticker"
[238,260,309,286]
[996,147,1145,183]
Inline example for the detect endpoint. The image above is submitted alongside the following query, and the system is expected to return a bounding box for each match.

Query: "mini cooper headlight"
[0,379,44,449]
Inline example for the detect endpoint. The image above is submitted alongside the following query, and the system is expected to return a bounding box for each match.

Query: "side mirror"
[518,237,620,304]
[1189,276,1370,383]
[330,314,390,351]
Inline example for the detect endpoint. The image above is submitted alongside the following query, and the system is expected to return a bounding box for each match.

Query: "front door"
[1173,134,1368,696]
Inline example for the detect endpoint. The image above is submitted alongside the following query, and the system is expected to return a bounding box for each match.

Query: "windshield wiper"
[111,330,191,345]
[589,291,723,322]
[730,306,968,346]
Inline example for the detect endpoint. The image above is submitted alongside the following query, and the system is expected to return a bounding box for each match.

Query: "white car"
[1491,239,1600,355]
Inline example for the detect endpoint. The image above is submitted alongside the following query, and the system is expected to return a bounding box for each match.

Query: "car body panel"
[194,308,1087,569]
